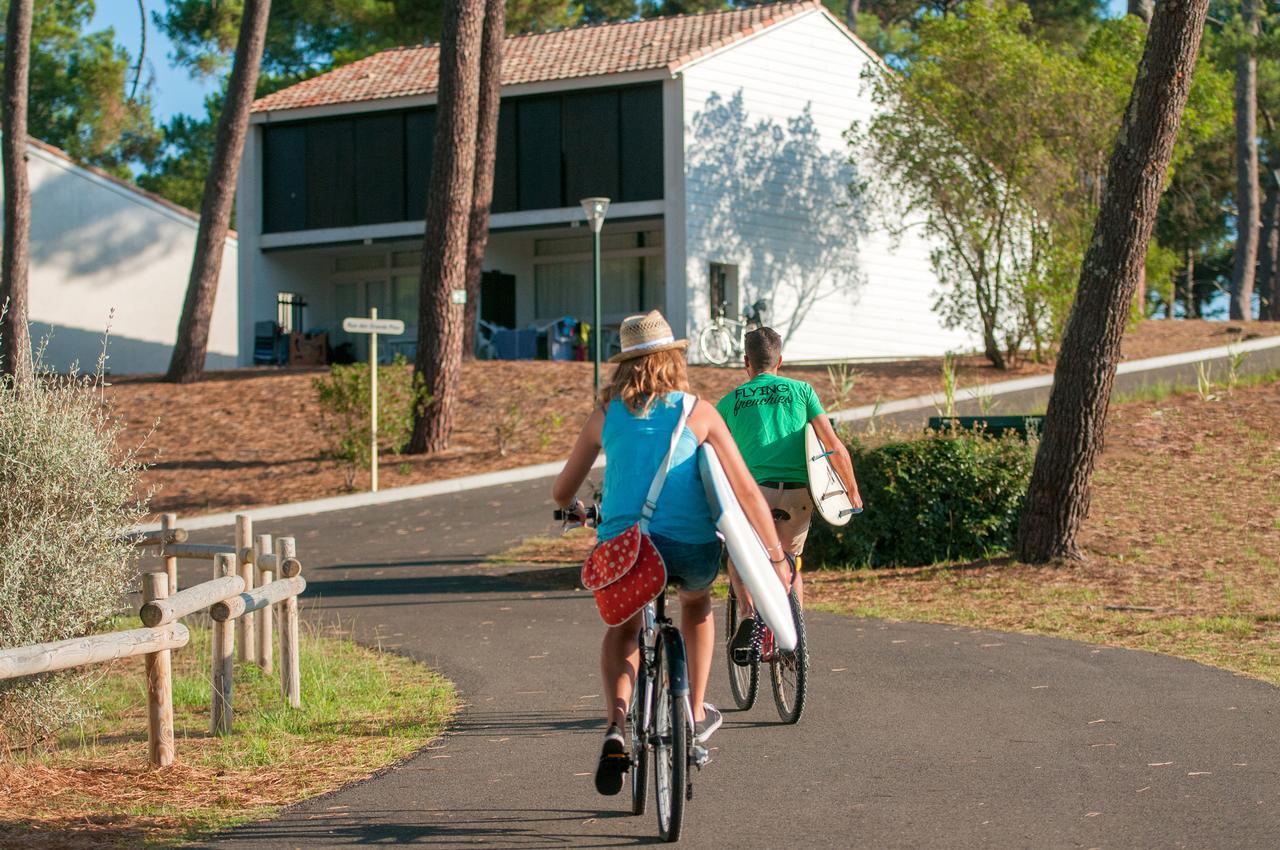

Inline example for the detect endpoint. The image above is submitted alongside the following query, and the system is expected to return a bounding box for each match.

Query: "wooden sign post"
[341,309,405,492]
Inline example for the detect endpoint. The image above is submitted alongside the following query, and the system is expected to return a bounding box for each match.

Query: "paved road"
[191,478,1280,849]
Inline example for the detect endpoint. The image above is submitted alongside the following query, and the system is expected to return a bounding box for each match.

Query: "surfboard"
[806,422,860,527]
[697,443,797,651]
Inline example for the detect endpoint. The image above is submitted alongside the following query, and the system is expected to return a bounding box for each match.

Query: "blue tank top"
[597,391,718,545]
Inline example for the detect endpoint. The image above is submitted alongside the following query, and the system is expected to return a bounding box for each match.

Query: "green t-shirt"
[716,373,824,484]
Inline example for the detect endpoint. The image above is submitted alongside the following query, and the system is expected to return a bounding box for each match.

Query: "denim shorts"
[650,533,722,592]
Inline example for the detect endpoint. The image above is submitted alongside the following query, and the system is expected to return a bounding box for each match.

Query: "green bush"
[805,428,1035,568]
[0,360,146,749]
[312,358,431,488]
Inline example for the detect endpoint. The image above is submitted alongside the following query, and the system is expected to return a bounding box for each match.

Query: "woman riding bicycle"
[551,310,790,797]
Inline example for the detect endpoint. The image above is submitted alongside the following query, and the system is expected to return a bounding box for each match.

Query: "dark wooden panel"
[480,270,517,328]
[354,113,406,224]
[491,100,519,214]
[405,108,437,221]
[620,84,664,202]
[262,124,307,233]
[517,97,562,210]
[562,89,620,203]
[305,118,356,229]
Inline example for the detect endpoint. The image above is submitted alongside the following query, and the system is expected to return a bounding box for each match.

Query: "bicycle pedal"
[691,744,711,769]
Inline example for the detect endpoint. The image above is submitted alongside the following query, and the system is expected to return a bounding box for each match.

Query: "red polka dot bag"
[581,395,695,626]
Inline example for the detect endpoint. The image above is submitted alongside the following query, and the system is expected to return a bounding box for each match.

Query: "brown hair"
[744,326,782,372]
[600,348,690,415]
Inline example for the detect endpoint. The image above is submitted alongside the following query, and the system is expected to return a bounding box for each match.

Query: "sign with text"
[342,317,404,335]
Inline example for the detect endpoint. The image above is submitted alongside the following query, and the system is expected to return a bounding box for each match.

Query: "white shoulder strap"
[639,394,697,532]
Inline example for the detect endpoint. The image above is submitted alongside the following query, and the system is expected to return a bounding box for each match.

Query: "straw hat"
[609,310,689,363]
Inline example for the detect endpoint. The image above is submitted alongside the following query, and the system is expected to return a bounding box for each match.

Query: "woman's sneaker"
[594,724,629,795]
[695,703,723,744]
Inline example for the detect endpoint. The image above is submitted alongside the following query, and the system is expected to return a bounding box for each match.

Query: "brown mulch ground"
[798,376,1280,684]
[107,320,1280,518]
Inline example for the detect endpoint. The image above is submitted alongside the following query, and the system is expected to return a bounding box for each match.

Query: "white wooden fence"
[0,513,307,767]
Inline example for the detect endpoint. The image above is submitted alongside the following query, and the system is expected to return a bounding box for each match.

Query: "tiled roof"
[252,1,822,114]
[27,136,237,238]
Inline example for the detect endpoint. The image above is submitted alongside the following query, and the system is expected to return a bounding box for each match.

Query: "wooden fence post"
[255,533,274,674]
[277,536,301,708]
[235,515,255,664]
[160,512,179,596]
[142,572,176,768]
[211,553,236,735]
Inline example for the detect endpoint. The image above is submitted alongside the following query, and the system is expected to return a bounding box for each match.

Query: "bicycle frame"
[636,592,696,748]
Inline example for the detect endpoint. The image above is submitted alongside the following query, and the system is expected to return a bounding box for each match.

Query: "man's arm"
[810,414,863,510]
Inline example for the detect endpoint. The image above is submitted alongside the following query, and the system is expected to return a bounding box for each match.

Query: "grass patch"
[0,617,458,848]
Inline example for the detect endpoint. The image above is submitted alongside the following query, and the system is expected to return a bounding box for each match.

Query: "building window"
[533,230,664,322]
[261,83,664,234]
[709,262,739,319]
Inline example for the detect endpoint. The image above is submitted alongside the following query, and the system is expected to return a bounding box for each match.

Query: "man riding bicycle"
[715,327,863,659]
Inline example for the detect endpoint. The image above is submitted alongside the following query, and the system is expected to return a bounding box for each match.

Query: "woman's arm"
[551,406,605,507]
[699,404,791,590]
[811,414,863,510]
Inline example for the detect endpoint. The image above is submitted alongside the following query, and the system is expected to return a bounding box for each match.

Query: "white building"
[19,137,238,374]
[238,0,974,364]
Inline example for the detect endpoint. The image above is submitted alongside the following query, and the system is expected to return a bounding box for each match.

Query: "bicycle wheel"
[769,590,809,724]
[725,588,759,710]
[654,641,687,842]
[628,668,649,815]
[698,324,734,366]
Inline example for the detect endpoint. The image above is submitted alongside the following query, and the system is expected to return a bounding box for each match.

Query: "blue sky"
[93,0,1133,125]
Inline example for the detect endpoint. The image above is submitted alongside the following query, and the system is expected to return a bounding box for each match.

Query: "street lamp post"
[580,197,610,400]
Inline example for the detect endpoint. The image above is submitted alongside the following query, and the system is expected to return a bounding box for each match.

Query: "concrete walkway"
[190,477,1280,849]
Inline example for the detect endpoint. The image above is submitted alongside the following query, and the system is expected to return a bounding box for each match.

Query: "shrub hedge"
[1,360,145,749]
[805,428,1035,568]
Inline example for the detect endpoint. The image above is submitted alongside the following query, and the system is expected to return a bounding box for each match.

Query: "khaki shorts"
[758,483,813,560]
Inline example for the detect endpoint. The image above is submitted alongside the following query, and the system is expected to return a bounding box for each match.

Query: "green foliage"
[6,0,161,176]
[0,347,146,748]
[850,3,1231,366]
[137,89,224,215]
[806,428,1036,568]
[312,358,431,488]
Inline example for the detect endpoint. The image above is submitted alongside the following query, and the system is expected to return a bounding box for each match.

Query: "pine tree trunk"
[461,0,505,360]
[164,0,271,383]
[1016,0,1209,563]
[0,0,33,387]
[1230,0,1260,321]
[408,0,485,454]
[846,0,860,31]
[1128,0,1153,23]
[1259,171,1280,320]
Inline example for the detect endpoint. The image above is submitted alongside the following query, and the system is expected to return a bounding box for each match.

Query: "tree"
[164,0,271,383]
[4,0,161,177]
[1230,0,1260,320]
[408,0,485,453]
[852,5,1138,368]
[462,0,505,359]
[1017,0,1211,563]
[0,0,32,386]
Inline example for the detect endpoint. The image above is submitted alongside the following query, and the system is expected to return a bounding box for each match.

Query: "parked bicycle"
[697,299,769,366]
[555,504,710,842]
[724,555,809,724]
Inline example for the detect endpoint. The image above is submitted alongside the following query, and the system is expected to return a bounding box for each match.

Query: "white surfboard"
[698,444,797,652]
[806,423,859,527]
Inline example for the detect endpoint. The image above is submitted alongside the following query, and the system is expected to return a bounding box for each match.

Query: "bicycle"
[697,299,768,366]
[725,555,809,724]
[554,505,710,843]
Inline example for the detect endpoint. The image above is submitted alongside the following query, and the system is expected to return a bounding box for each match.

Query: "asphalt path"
[186,477,1280,849]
